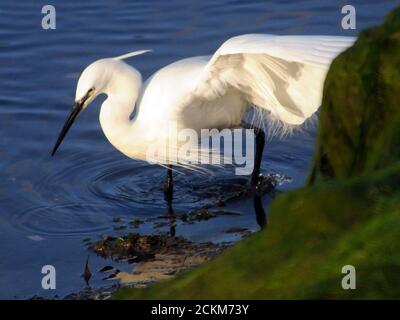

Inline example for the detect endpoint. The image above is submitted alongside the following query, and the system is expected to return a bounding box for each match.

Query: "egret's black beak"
[51,100,84,156]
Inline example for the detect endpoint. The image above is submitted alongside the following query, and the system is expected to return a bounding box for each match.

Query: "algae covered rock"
[310,7,400,182]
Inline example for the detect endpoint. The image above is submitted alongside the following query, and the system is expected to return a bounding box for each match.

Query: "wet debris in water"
[102,269,120,281]
[128,219,144,228]
[63,285,118,300]
[224,227,249,233]
[29,286,118,300]
[113,225,127,231]
[224,227,252,238]
[189,208,217,221]
[153,221,171,229]
[99,265,115,273]
[82,255,92,286]
[127,257,139,264]
[112,216,121,223]
[156,209,241,226]
[189,172,288,204]
[89,233,228,287]
[90,233,204,261]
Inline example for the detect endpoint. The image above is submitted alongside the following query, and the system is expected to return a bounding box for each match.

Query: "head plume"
[112,49,152,61]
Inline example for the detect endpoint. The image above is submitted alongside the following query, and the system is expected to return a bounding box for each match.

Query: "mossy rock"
[310,7,400,182]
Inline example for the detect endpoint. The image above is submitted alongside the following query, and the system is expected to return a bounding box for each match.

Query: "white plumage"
[185,34,355,127]
[52,34,356,168]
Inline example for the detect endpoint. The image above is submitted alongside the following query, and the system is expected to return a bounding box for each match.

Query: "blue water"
[0,1,398,299]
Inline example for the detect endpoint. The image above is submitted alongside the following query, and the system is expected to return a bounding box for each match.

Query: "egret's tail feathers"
[113,50,152,61]
[245,106,318,140]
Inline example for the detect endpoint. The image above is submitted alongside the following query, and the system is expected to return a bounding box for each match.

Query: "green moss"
[310,6,400,182]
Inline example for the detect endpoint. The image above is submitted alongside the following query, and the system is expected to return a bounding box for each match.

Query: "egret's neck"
[99,67,143,158]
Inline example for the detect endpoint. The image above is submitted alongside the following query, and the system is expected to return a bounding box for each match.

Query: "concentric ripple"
[88,163,217,206]
[15,150,291,238]
[38,150,294,208]
[38,151,215,207]
[13,202,115,237]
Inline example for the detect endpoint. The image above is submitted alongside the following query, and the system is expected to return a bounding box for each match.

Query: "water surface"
[0,0,398,299]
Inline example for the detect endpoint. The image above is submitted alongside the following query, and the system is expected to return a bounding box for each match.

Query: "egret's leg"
[241,122,266,187]
[241,122,267,228]
[252,127,267,228]
[164,165,174,204]
[163,165,176,235]
[251,127,266,187]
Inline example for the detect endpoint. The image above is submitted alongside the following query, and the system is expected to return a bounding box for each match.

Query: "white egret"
[52,34,355,209]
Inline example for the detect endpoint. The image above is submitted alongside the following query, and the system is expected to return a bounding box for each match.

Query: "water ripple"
[13,202,115,237]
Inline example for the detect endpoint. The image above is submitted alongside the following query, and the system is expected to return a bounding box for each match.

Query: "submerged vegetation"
[90,233,227,288]
[115,6,400,299]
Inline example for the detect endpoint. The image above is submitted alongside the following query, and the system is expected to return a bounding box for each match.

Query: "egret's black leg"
[241,122,266,187]
[163,165,176,236]
[251,127,265,188]
[252,127,267,228]
[164,165,173,205]
[242,122,267,228]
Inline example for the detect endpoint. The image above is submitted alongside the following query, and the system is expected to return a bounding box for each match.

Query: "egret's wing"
[188,34,355,127]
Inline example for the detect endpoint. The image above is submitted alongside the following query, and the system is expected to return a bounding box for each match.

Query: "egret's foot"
[251,173,279,194]
[249,174,268,229]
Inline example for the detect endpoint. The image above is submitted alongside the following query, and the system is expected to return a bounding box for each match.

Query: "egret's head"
[51,50,151,156]
[74,59,111,109]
